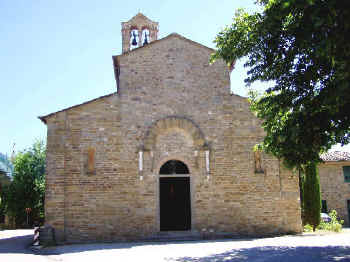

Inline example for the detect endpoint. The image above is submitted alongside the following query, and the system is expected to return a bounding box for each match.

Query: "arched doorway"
[159,160,191,231]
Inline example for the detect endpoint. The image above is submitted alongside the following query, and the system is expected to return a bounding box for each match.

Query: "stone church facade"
[39,13,302,243]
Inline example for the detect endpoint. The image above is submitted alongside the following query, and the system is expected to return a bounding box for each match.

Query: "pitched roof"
[320,151,350,162]
[38,92,117,124]
[125,12,156,24]
[116,33,215,58]
[39,33,217,124]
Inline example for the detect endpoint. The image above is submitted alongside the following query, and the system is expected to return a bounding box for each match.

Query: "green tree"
[5,140,46,227]
[303,162,321,231]
[212,0,350,168]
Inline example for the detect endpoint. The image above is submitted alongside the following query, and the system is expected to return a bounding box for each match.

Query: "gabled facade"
[40,14,302,243]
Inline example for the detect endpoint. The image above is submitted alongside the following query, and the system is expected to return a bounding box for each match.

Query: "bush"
[303,223,313,232]
[303,210,344,233]
[4,140,46,228]
[318,210,344,232]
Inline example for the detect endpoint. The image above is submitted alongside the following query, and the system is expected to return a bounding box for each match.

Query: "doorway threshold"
[146,231,201,242]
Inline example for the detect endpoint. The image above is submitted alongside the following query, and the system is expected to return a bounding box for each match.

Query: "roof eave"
[38,116,47,124]
[37,92,117,125]
[113,33,216,59]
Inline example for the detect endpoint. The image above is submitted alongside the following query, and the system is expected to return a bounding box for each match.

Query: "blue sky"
[0,0,348,155]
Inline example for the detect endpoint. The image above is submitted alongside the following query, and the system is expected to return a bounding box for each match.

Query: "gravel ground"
[1,229,350,261]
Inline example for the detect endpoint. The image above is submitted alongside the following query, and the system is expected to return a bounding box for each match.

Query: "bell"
[143,32,149,45]
[131,31,138,46]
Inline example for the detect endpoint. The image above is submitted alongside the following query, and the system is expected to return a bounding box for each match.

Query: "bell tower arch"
[121,13,159,53]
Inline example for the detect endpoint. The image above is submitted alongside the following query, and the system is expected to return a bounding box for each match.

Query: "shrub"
[5,140,46,228]
[318,210,344,232]
[303,224,313,232]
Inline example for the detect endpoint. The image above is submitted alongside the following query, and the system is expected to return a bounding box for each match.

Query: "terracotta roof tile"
[320,151,350,162]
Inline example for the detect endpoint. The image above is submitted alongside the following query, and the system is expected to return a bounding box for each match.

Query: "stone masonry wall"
[319,162,350,226]
[115,35,301,237]
[44,35,302,243]
[45,94,125,243]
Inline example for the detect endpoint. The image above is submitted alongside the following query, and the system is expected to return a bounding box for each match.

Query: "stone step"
[143,231,203,242]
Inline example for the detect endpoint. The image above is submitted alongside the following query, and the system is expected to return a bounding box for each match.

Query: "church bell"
[131,31,138,46]
[143,31,149,45]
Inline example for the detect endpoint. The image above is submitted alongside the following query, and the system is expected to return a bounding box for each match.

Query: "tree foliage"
[212,0,350,168]
[302,162,321,231]
[3,140,46,227]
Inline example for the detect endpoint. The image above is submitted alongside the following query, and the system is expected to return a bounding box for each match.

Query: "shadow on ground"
[172,246,350,262]
[34,238,254,255]
[35,237,350,262]
[0,234,34,254]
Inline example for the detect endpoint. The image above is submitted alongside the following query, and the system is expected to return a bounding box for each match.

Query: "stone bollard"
[38,226,56,246]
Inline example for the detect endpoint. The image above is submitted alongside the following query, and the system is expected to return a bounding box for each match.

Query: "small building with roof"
[319,151,350,226]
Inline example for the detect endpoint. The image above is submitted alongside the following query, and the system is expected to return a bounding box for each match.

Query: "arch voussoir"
[143,116,207,150]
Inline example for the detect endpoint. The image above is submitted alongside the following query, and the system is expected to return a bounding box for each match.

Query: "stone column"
[121,27,131,53]
[138,29,142,47]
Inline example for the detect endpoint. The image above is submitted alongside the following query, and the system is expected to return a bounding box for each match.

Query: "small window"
[343,166,350,182]
[321,200,328,213]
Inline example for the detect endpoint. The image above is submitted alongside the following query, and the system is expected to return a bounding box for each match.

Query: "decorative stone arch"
[156,155,193,175]
[129,25,139,31]
[143,116,208,151]
[158,156,192,231]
